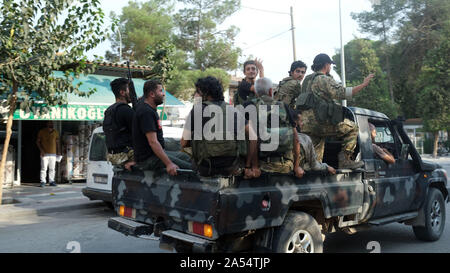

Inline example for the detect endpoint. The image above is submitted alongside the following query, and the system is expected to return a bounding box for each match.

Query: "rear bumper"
[108,217,154,237]
[82,187,112,202]
[160,230,217,253]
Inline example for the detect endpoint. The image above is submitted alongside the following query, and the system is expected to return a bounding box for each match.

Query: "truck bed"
[112,169,365,240]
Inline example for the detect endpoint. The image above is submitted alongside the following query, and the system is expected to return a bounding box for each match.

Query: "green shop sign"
[14,104,109,121]
[13,104,168,121]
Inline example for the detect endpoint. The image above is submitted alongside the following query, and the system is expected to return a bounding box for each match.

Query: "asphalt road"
[0,157,448,253]
[0,206,169,253]
[0,200,449,253]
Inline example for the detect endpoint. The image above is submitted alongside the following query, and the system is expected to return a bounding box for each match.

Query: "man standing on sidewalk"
[36,121,60,187]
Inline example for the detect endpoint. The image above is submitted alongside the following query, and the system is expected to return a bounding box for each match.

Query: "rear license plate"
[93,173,108,184]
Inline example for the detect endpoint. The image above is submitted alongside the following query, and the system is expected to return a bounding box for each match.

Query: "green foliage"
[390,0,450,118]
[145,40,176,84]
[105,0,175,64]
[165,68,231,100]
[416,29,450,133]
[333,38,399,118]
[0,0,108,109]
[351,0,450,128]
[351,0,406,41]
[174,0,242,71]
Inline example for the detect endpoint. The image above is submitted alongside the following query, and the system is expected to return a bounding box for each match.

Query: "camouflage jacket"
[301,72,353,102]
[274,76,302,109]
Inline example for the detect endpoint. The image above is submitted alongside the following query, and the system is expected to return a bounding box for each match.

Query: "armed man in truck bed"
[181,76,259,178]
[274,60,307,109]
[132,80,191,176]
[103,78,136,171]
[296,53,374,169]
[243,77,304,178]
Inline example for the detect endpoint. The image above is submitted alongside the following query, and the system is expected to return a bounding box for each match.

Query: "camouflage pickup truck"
[108,107,449,253]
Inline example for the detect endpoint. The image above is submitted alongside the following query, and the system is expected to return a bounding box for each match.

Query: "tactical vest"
[296,72,343,125]
[251,96,294,161]
[192,101,245,167]
[103,102,129,152]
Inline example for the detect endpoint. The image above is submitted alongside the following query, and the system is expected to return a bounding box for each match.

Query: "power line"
[243,28,292,50]
[241,5,290,16]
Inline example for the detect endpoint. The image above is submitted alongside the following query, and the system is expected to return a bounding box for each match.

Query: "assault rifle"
[127,60,138,109]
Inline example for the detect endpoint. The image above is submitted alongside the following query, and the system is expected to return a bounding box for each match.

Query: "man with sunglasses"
[274,60,307,109]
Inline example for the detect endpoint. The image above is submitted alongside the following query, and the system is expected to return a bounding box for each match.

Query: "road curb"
[0,200,105,220]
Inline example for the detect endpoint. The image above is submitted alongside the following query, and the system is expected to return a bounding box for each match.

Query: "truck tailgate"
[112,169,223,236]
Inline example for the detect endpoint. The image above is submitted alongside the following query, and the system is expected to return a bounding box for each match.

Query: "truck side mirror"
[400,144,409,160]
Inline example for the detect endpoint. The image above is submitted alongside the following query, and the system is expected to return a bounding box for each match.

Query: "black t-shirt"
[132,101,165,162]
[115,103,134,148]
[104,102,134,152]
[235,80,256,105]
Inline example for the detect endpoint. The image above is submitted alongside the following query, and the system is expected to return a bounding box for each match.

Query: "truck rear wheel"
[272,211,323,253]
[413,188,446,242]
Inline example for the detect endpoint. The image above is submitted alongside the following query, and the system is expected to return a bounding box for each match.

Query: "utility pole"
[339,0,347,107]
[290,6,297,62]
[117,29,122,63]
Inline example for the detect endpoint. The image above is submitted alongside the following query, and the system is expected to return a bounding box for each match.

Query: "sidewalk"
[421,154,450,166]
[0,182,104,220]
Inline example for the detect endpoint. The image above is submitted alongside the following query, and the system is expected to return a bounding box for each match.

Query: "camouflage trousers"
[107,149,134,168]
[259,151,294,174]
[300,109,358,162]
[260,159,293,174]
[136,151,192,171]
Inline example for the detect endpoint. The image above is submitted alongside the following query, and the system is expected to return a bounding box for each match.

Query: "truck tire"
[272,211,323,253]
[413,188,446,242]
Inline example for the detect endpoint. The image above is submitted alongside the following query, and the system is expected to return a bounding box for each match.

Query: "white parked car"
[82,126,184,206]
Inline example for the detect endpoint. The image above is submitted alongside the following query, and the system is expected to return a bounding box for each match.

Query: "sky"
[88,0,375,84]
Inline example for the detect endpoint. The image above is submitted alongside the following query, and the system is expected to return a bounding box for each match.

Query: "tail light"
[118,205,136,218]
[188,221,213,238]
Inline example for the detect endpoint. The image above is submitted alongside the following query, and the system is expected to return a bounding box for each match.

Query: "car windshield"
[89,132,107,161]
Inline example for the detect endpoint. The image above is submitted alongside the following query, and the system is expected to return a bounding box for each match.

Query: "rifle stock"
[127,61,138,109]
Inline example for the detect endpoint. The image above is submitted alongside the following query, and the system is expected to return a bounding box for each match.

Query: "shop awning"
[12,72,184,121]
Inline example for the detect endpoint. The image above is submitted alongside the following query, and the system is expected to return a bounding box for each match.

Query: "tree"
[0,0,108,203]
[351,0,406,104]
[174,0,242,71]
[333,38,399,118]
[145,40,176,119]
[165,68,231,101]
[416,27,450,157]
[105,0,175,64]
[390,0,450,118]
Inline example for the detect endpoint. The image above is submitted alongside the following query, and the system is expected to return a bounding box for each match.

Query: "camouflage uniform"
[251,95,296,174]
[298,72,358,163]
[107,148,134,167]
[274,76,302,109]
